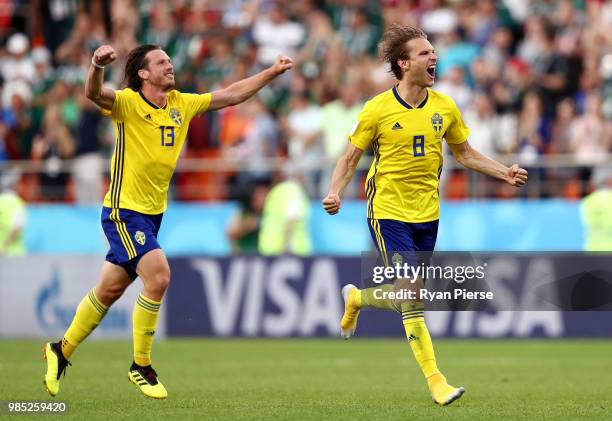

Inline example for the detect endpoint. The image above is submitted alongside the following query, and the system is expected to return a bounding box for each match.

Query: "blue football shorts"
[101,207,163,279]
[367,218,439,269]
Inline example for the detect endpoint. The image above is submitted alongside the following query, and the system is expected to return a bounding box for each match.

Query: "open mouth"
[427,66,435,77]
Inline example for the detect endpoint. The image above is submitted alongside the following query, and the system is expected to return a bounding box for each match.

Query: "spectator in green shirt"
[259,168,311,256]
[0,170,26,256]
[581,168,612,251]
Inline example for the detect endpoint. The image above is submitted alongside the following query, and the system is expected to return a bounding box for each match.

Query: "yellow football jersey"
[349,87,470,223]
[102,88,211,214]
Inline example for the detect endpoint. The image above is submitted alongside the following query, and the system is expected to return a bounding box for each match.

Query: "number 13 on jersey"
[160,126,175,147]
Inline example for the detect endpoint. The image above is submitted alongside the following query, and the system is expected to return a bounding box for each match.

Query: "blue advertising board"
[164,256,612,338]
[25,200,585,254]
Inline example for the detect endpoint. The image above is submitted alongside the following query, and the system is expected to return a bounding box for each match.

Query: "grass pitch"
[1,339,610,420]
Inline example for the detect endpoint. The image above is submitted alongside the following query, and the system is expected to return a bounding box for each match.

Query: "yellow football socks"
[133,293,161,367]
[401,302,440,379]
[62,290,108,358]
[360,285,398,311]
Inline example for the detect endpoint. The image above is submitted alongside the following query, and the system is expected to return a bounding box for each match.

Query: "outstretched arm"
[322,143,365,215]
[85,45,117,110]
[208,55,294,111]
[448,140,528,186]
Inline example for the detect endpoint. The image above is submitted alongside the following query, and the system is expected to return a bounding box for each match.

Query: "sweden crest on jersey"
[169,108,183,125]
[431,113,443,139]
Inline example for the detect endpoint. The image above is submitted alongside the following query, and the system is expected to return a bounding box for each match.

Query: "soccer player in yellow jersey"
[322,25,528,406]
[43,44,293,399]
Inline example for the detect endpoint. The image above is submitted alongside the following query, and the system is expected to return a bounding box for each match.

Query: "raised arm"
[85,45,118,110]
[447,140,528,186]
[208,55,294,111]
[322,143,365,215]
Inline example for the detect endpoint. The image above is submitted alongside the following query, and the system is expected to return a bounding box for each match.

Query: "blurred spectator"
[30,47,54,137]
[0,0,607,203]
[434,66,472,111]
[549,98,576,155]
[548,97,577,195]
[140,1,180,58]
[517,15,547,66]
[33,0,78,55]
[421,0,458,37]
[581,167,612,251]
[530,18,569,117]
[1,33,35,83]
[517,92,548,161]
[226,180,270,254]
[226,97,279,194]
[259,168,311,256]
[282,88,323,198]
[110,0,138,60]
[198,37,236,89]
[516,91,548,196]
[480,26,513,74]
[529,0,557,18]
[466,0,500,47]
[569,93,612,195]
[492,57,530,113]
[31,105,75,201]
[470,55,499,91]
[1,79,33,160]
[338,7,378,58]
[0,0,15,37]
[71,90,107,204]
[297,10,341,79]
[602,54,612,121]
[464,92,502,159]
[223,0,258,29]
[252,3,305,67]
[55,7,109,66]
[553,1,583,98]
[319,82,362,197]
[569,93,611,165]
[0,168,26,256]
[0,123,7,161]
[436,30,480,79]
[464,92,510,196]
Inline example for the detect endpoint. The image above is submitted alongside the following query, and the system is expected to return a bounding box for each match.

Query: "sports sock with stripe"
[360,284,399,311]
[62,289,108,358]
[133,293,161,367]
[401,301,440,379]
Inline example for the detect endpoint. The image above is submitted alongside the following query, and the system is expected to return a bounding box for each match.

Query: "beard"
[161,79,175,92]
[152,74,175,92]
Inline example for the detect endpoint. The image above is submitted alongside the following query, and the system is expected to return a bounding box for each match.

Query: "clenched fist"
[322,193,341,215]
[269,55,294,76]
[92,45,117,67]
[505,164,528,187]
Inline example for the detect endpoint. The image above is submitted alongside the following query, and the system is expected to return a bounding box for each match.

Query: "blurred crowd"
[0,0,611,207]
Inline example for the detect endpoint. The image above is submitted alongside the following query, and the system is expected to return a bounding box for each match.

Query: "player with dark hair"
[322,24,527,406]
[42,43,293,399]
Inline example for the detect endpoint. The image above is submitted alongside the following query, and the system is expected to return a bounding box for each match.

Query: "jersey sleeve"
[104,89,131,121]
[181,92,212,119]
[348,100,377,150]
[444,97,470,144]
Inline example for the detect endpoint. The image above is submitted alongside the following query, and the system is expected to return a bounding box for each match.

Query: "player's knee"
[149,269,171,295]
[97,283,126,305]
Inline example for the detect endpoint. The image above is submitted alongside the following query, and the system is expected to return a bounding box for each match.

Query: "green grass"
[1,339,611,420]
